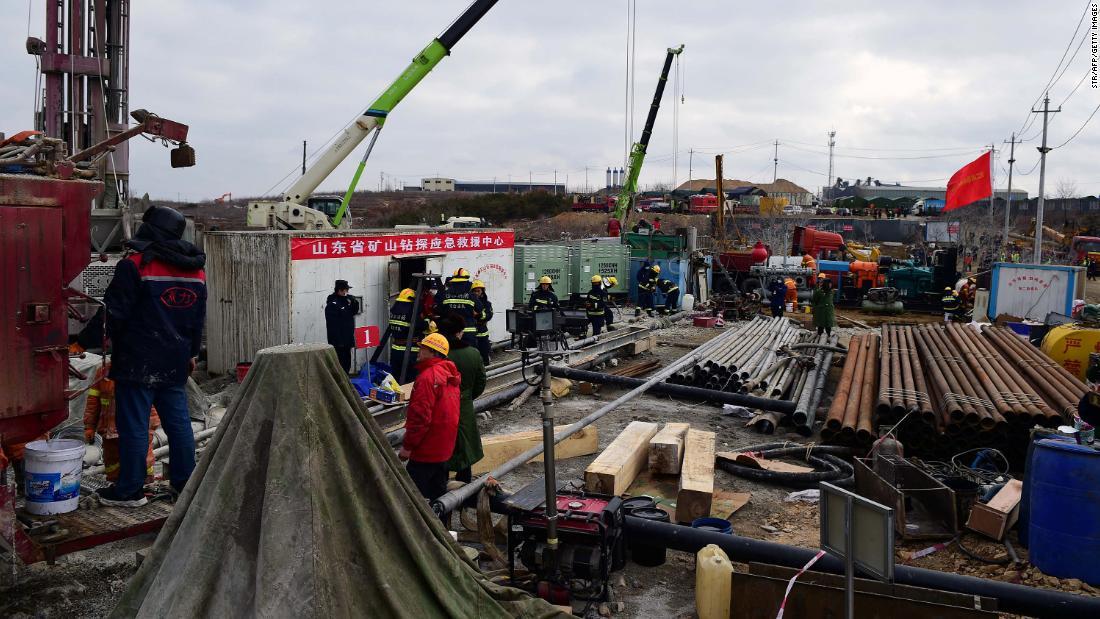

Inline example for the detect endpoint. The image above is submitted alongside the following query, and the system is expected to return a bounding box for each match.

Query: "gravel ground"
[4,315,1097,618]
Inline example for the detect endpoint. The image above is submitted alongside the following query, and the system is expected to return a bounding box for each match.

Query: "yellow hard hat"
[471,279,486,290]
[591,275,603,284]
[945,287,953,292]
[539,275,552,285]
[453,268,469,278]
[817,272,828,279]
[608,276,618,286]
[652,265,661,273]
[397,288,415,302]
[426,320,438,334]
[420,332,449,356]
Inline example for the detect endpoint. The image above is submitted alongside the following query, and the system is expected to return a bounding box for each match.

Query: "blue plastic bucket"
[691,517,733,534]
[1028,439,1100,585]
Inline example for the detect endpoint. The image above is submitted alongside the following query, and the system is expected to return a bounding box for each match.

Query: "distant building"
[422,177,456,192]
[676,178,815,206]
[825,177,1028,203]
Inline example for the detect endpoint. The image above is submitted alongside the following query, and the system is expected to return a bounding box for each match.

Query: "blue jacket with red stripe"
[105,252,207,387]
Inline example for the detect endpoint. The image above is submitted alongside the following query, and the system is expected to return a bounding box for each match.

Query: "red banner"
[354,325,380,349]
[945,151,992,212]
[290,231,515,261]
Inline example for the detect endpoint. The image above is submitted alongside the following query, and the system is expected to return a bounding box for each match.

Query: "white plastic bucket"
[682,293,695,311]
[785,302,794,312]
[23,439,86,515]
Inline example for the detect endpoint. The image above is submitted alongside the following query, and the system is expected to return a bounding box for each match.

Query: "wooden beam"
[472,425,599,476]
[676,429,716,524]
[648,422,690,474]
[585,421,660,495]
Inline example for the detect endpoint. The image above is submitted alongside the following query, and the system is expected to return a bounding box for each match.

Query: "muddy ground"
[3,316,1098,618]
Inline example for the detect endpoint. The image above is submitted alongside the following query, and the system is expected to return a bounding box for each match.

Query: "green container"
[514,244,572,304]
[624,232,684,259]
[569,243,631,295]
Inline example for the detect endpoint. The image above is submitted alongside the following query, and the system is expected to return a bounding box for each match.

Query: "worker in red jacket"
[398,332,461,502]
[607,216,622,237]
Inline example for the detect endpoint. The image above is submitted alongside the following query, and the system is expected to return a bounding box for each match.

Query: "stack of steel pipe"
[669,316,810,396]
[869,323,1074,466]
[822,333,879,446]
[792,333,839,436]
[980,325,1085,420]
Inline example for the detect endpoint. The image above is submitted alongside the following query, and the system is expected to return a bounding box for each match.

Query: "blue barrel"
[691,517,733,534]
[1028,439,1100,585]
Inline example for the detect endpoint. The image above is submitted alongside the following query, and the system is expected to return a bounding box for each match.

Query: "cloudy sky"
[2,0,1098,201]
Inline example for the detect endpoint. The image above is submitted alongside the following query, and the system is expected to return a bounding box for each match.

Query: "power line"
[1052,101,1100,149]
[783,143,984,160]
[1016,0,1093,135]
[1058,65,1093,107]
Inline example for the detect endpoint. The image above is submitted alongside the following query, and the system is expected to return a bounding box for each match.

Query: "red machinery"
[508,491,625,607]
[688,194,719,214]
[791,225,845,260]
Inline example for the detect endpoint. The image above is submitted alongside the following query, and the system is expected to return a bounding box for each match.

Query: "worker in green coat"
[439,315,487,483]
[810,274,836,336]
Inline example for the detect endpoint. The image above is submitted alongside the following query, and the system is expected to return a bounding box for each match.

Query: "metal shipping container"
[205,229,515,374]
[569,243,631,295]
[988,262,1084,321]
[514,244,572,304]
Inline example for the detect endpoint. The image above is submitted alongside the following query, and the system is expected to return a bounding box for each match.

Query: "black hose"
[716,443,856,488]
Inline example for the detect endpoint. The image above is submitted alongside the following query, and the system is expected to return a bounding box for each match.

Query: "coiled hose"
[717,442,856,488]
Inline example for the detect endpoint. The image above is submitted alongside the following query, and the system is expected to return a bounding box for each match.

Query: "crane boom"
[614,44,684,228]
[248,0,500,230]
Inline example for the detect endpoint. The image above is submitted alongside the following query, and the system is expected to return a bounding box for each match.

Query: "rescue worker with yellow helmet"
[388,288,422,382]
[528,275,561,311]
[942,286,961,322]
[601,276,619,331]
[585,274,610,335]
[440,267,482,346]
[636,263,660,316]
[470,279,493,364]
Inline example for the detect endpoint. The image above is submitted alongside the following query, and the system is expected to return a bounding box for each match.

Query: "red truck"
[689,194,719,214]
[571,195,616,213]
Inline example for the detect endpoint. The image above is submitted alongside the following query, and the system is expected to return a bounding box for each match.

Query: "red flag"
[944,151,992,211]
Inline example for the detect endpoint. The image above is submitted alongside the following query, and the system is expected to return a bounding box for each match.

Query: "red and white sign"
[291,231,515,261]
[1006,273,1054,294]
[842,225,854,232]
[354,325,380,349]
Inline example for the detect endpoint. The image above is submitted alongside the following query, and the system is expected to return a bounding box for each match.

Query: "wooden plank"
[717,451,815,474]
[584,421,660,495]
[711,490,751,519]
[676,429,716,523]
[985,479,1022,512]
[648,422,690,474]
[472,425,599,476]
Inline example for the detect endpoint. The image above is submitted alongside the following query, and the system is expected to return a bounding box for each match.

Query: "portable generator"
[508,490,625,606]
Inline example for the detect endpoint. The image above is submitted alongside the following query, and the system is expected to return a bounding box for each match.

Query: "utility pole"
[688,149,694,185]
[773,140,779,183]
[826,130,836,199]
[302,141,307,176]
[1032,94,1061,264]
[1003,133,1019,253]
[554,170,558,195]
[379,172,383,192]
[585,167,589,193]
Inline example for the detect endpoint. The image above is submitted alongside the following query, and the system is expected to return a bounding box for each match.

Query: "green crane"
[613,44,684,229]
[247,0,501,230]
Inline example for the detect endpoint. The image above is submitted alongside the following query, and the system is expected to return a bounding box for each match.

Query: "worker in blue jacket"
[99,205,206,507]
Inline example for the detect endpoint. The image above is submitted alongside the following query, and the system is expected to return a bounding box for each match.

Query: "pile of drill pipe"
[872,323,1071,465]
[792,333,839,436]
[668,316,811,398]
[822,333,879,446]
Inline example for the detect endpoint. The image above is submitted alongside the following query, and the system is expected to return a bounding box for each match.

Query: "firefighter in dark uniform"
[655,278,680,314]
[325,279,359,373]
[585,275,609,335]
[528,275,560,311]
[471,279,493,364]
[942,286,961,322]
[388,288,420,382]
[440,268,481,346]
[602,276,619,331]
[636,263,660,316]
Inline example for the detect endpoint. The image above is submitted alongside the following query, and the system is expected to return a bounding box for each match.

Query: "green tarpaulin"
[111,343,565,618]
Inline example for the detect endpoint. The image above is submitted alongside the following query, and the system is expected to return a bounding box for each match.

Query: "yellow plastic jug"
[696,544,733,619]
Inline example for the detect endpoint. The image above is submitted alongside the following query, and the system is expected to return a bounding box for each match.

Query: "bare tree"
[1056,178,1079,228]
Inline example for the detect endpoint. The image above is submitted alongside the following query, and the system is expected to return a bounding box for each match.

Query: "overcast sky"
[2,0,1098,201]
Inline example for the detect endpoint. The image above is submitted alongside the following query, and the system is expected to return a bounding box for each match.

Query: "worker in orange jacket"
[84,363,161,483]
[784,277,798,305]
[802,254,817,271]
